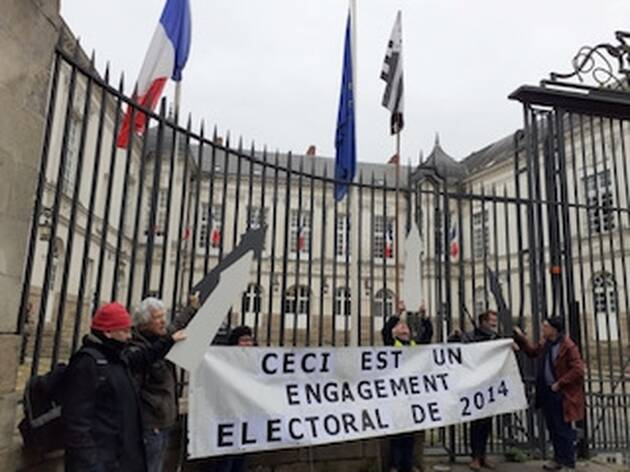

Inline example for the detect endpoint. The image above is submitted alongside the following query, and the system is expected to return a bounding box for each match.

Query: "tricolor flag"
[449,223,459,261]
[117,0,192,149]
[385,221,394,258]
[380,11,404,135]
[297,217,308,252]
[334,11,357,202]
[210,227,221,248]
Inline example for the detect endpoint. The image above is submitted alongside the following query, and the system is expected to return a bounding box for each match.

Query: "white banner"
[188,339,526,459]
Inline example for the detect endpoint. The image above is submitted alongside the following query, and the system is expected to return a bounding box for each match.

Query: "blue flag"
[334,12,356,202]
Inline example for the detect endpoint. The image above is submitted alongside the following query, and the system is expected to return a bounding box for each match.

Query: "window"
[290,210,311,254]
[474,287,487,316]
[284,286,309,329]
[198,204,222,251]
[335,287,351,330]
[374,288,395,320]
[248,206,267,229]
[584,170,615,233]
[144,188,168,236]
[241,284,262,327]
[61,117,81,194]
[472,210,489,259]
[157,189,168,235]
[374,216,395,259]
[248,206,268,249]
[593,272,618,341]
[335,214,350,258]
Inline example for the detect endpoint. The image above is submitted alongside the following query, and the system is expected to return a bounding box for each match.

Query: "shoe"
[542,461,563,470]
[469,459,482,471]
[481,458,496,469]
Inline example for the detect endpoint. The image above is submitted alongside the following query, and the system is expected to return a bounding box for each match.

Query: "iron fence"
[15,41,630,460]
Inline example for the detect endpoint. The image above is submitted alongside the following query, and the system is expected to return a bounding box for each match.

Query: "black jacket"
[462,325,498,343]
[62,333,174,472]
[129,306,196,431]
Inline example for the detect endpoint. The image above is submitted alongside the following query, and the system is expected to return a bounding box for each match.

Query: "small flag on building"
[380,10,404,135]
[297,217,308,252]
[210,227,221,248]
[117,0,192,148]
[334,11,357,202]
[449,222,459,260]
[385,221,394,258]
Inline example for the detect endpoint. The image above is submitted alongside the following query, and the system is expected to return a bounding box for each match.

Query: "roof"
[144,127,411,183]
[461,130,525,177]
[412,134,467,183]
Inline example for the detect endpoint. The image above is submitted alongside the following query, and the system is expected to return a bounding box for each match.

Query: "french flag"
[117,0,192,149]
[449,223,459,260]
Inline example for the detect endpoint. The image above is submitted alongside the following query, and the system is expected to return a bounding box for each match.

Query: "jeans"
[390,433,415,472]
[144,429,169,472]
[470,417,492,459]
[541,386,576,468]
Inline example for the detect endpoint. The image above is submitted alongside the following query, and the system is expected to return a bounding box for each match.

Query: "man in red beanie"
[62,302,186,472]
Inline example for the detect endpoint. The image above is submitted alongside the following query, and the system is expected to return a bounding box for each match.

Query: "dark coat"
[464,325,498,344]
[63,334,174,472]
[129,306,196,431]
[514,332,586,422]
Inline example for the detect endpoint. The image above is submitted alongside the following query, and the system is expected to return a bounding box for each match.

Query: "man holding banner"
[514,317,585,471]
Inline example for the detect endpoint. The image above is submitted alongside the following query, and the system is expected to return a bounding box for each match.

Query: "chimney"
[306,145,316,157]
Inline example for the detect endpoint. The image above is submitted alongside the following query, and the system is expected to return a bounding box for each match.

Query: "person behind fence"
[62,302,186,472]
[463,310,499,471]
[210,324,255,472]
[130,293,200,472]
[381,306,426,472]
[513,316,585,471]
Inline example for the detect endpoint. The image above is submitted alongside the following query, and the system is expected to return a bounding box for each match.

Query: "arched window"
[335,287,351,330]
[284,286,310,329]
[593,272,618,341]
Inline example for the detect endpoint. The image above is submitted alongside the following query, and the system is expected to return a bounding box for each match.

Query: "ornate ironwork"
[550,31,630,89]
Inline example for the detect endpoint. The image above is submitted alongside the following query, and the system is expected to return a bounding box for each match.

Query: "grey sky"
[61,0,629,164]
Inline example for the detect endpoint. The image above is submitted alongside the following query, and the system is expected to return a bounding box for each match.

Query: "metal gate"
[15,34,630,459]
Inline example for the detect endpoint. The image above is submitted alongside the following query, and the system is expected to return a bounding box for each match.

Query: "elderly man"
[130,295,199,472]
[514,317,585,471]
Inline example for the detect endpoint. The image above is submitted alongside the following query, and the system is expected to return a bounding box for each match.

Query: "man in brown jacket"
[514,316,585,471]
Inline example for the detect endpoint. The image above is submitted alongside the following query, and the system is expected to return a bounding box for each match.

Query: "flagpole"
[395,130,401,315]
[348,0,360,348]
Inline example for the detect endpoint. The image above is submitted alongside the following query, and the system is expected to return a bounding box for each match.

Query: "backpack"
[18,347,108,453]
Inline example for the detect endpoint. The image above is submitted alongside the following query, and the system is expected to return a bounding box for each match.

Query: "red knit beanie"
[91,302,132,332]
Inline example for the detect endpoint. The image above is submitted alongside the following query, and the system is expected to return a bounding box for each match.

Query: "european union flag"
[334,12,356,202]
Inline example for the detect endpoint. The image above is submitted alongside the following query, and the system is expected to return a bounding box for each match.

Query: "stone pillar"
[0,0,61,467]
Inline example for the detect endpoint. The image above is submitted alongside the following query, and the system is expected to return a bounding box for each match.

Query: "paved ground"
[424,458,628,472]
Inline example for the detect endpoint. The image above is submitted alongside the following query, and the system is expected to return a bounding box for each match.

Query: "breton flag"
[117,0,192,149]
[334,11,357,202]
[380,10,404,135]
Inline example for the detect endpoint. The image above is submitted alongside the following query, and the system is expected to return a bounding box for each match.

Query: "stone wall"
[0,0,61,468]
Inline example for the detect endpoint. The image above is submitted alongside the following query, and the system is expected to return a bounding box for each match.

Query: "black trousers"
[470,417,492,459]
[390,433,415,472]
[541,386,576,468]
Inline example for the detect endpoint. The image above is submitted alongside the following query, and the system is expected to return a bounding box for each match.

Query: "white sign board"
[188,339,526,458]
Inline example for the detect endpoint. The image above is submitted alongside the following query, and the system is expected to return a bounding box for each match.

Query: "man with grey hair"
[128,293,199,472]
